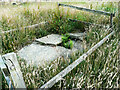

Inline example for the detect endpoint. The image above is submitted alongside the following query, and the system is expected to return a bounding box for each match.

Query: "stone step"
[36,34,62,45]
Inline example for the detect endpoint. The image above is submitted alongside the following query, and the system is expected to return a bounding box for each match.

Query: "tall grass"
[1,2,119,88]
[1,2,117,54]
[18,25,119,88]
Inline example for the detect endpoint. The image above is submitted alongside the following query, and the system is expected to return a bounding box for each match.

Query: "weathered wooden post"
[0,55,14,89]
[110,13,113,28]
[57,2,60,10]
[2,52,26,88]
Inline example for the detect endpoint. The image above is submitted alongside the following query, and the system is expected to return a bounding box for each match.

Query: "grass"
[18,25,119,88]
[1,2,119,88]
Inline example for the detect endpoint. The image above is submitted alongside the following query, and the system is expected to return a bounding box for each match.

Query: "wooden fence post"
[3,52,26,88]
[110,13,113,28]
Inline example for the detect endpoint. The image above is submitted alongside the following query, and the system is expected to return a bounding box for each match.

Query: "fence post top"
[112,12,115,17]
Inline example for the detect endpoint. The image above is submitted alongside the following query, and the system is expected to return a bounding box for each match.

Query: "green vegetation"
[61,33,73,49]
[95,2,118,12]
[1,2,119,88]
[45,7,74,34]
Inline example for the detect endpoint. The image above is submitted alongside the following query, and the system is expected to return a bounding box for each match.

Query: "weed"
[61,33,73,49]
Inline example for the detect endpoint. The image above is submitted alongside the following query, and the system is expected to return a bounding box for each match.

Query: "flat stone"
[17,44,71,66]
[35,34,62,45]
[69,33,86,40]
[72,40,84,53]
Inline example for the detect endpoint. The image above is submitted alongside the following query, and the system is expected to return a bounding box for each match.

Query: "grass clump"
[61,33,73,49]
[46,8,74,34]
[1,27,48,54]
[95,2,118,13]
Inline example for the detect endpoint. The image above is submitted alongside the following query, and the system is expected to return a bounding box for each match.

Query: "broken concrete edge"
[69,32,86,37]
[35,41,58,47]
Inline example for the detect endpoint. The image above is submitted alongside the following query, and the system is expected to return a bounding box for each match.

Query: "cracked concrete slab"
[35,34,62,45]
[17,33,85,67]
[72,40,84,53]
[17,44,71,66]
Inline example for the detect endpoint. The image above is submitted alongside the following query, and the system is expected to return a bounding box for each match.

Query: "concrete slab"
[17,44,71,66]
[69,33,86,40]
[17,33,86,67]
[72,40,84,53]
[36,34,62,45]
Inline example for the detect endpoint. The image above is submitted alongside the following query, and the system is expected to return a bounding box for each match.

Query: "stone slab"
[17,44,71,66]
[17,33,86,67]
[36,34,62,45]
[69,33,86,40]
[72,40,84,53]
